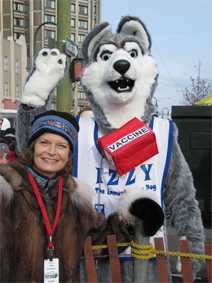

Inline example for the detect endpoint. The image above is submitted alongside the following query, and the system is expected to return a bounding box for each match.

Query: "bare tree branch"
[182,75,212,105]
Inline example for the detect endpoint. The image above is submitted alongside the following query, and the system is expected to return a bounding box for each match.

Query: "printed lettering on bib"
[77,116,173,221]
[95,163,154,188]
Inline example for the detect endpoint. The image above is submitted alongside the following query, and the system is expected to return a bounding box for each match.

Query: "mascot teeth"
[108,77,135,93]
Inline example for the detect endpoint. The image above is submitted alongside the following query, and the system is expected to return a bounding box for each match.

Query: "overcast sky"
[101,0,212,111]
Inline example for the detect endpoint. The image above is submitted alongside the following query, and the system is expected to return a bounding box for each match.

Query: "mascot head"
[81,16,158,133]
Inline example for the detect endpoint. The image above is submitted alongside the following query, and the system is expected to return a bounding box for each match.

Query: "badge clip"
[48,236,55,260]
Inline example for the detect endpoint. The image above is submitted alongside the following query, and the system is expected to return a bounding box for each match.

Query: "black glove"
[129,198,164,236]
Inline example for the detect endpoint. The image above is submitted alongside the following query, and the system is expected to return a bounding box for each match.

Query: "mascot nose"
[113,60,130,75]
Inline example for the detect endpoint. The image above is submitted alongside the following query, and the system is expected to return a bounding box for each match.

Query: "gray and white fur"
[80,15,204,275]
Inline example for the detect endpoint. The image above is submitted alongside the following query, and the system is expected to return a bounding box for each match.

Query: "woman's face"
[33,132,70,178]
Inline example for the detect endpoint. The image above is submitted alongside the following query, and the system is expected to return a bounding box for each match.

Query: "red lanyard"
[27,171,63,258]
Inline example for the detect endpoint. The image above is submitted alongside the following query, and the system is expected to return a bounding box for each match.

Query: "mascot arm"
[0,176,14,281]
[16,104,46,154]
[16,48,66,154]
[89,212,134,255]
[164,124,204,274]
[21,48,66,107]
[89,198,164,255]
[73,179,133,253]
[117,187,164,237]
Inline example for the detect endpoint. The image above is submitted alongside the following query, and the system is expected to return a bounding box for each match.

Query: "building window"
[15,61,20,74]
[94,5,97,15]
[78,20,88,30]
[14,3,25,12]
[44,14,56,23]
[14,18,25,27]
[70,33,75,42]
[3,57,8,71]
[44,30,56,39]
[44,30,56,46]
[4,83,9,97]
[71,19,76,28]
[79,5,88,15]
[71,4,75,13]
[16,85,21,98]
[45,0,55,9]
[79,91,86,100]
[78,34,85,43]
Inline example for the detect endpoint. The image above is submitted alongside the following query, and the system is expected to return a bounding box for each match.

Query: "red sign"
[98,118,158,175]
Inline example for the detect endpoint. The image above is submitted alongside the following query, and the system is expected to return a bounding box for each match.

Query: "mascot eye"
[100,51,112,61]
[129,49,138,58]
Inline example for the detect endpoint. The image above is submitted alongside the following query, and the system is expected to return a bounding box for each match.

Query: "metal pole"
[133,220,150,283]
[56,0,72,112]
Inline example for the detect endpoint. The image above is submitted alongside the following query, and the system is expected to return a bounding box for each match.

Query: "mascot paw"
[118,187,164,237]
[21,48,66,107]
[21,94,47,107]
[129,198,164,236]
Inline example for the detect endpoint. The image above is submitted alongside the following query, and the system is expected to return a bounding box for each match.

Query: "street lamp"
[33,21,57,57]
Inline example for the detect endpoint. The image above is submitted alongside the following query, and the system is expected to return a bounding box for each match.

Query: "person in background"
[3,128,18,162]
[0,117,11,131]
[0,142,9,164]
[0,127,18,163]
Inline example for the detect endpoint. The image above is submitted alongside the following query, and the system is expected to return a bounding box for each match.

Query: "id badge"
[44,258,59,283]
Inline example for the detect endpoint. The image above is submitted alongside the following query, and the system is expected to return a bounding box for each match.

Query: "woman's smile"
[33,133,70,178]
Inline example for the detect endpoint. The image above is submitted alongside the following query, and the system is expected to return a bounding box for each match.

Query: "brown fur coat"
[0,162,131,282]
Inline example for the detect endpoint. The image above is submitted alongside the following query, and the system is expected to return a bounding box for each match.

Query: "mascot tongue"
[98,118,158,175]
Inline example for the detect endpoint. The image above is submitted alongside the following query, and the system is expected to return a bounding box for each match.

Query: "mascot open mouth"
[108,77,135,93]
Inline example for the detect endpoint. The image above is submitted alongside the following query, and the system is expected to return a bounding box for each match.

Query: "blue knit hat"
[28,110,79,152]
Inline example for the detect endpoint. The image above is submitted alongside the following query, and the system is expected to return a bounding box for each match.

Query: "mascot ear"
[117,16,151,53]
[82,22,112,62]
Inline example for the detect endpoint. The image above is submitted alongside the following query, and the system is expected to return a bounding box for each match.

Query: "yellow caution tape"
[92,242,129,250]
[91,241,212,261]
[155,250,212,261]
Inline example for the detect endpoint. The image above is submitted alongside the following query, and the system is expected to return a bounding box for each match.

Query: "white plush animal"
[21,48,66,106]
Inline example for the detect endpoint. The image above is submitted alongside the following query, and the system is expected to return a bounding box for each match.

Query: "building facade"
[1,0,58,67]
[0,1,28,110]
[70,0,101,111]
[0,34,27,109]
[0,0,101,111]
[70,0,101,45]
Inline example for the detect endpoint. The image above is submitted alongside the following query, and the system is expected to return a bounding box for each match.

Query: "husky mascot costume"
[15,16,204,281]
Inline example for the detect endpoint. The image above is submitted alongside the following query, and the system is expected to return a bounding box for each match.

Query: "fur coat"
[0,162,131,282]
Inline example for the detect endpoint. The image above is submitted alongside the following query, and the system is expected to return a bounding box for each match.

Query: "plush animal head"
[81,16,158,133]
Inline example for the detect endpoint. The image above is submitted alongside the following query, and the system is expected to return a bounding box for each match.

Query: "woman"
[0,110,130,282]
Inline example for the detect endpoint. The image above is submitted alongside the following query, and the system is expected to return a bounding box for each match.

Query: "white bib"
[74,116,173,242]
